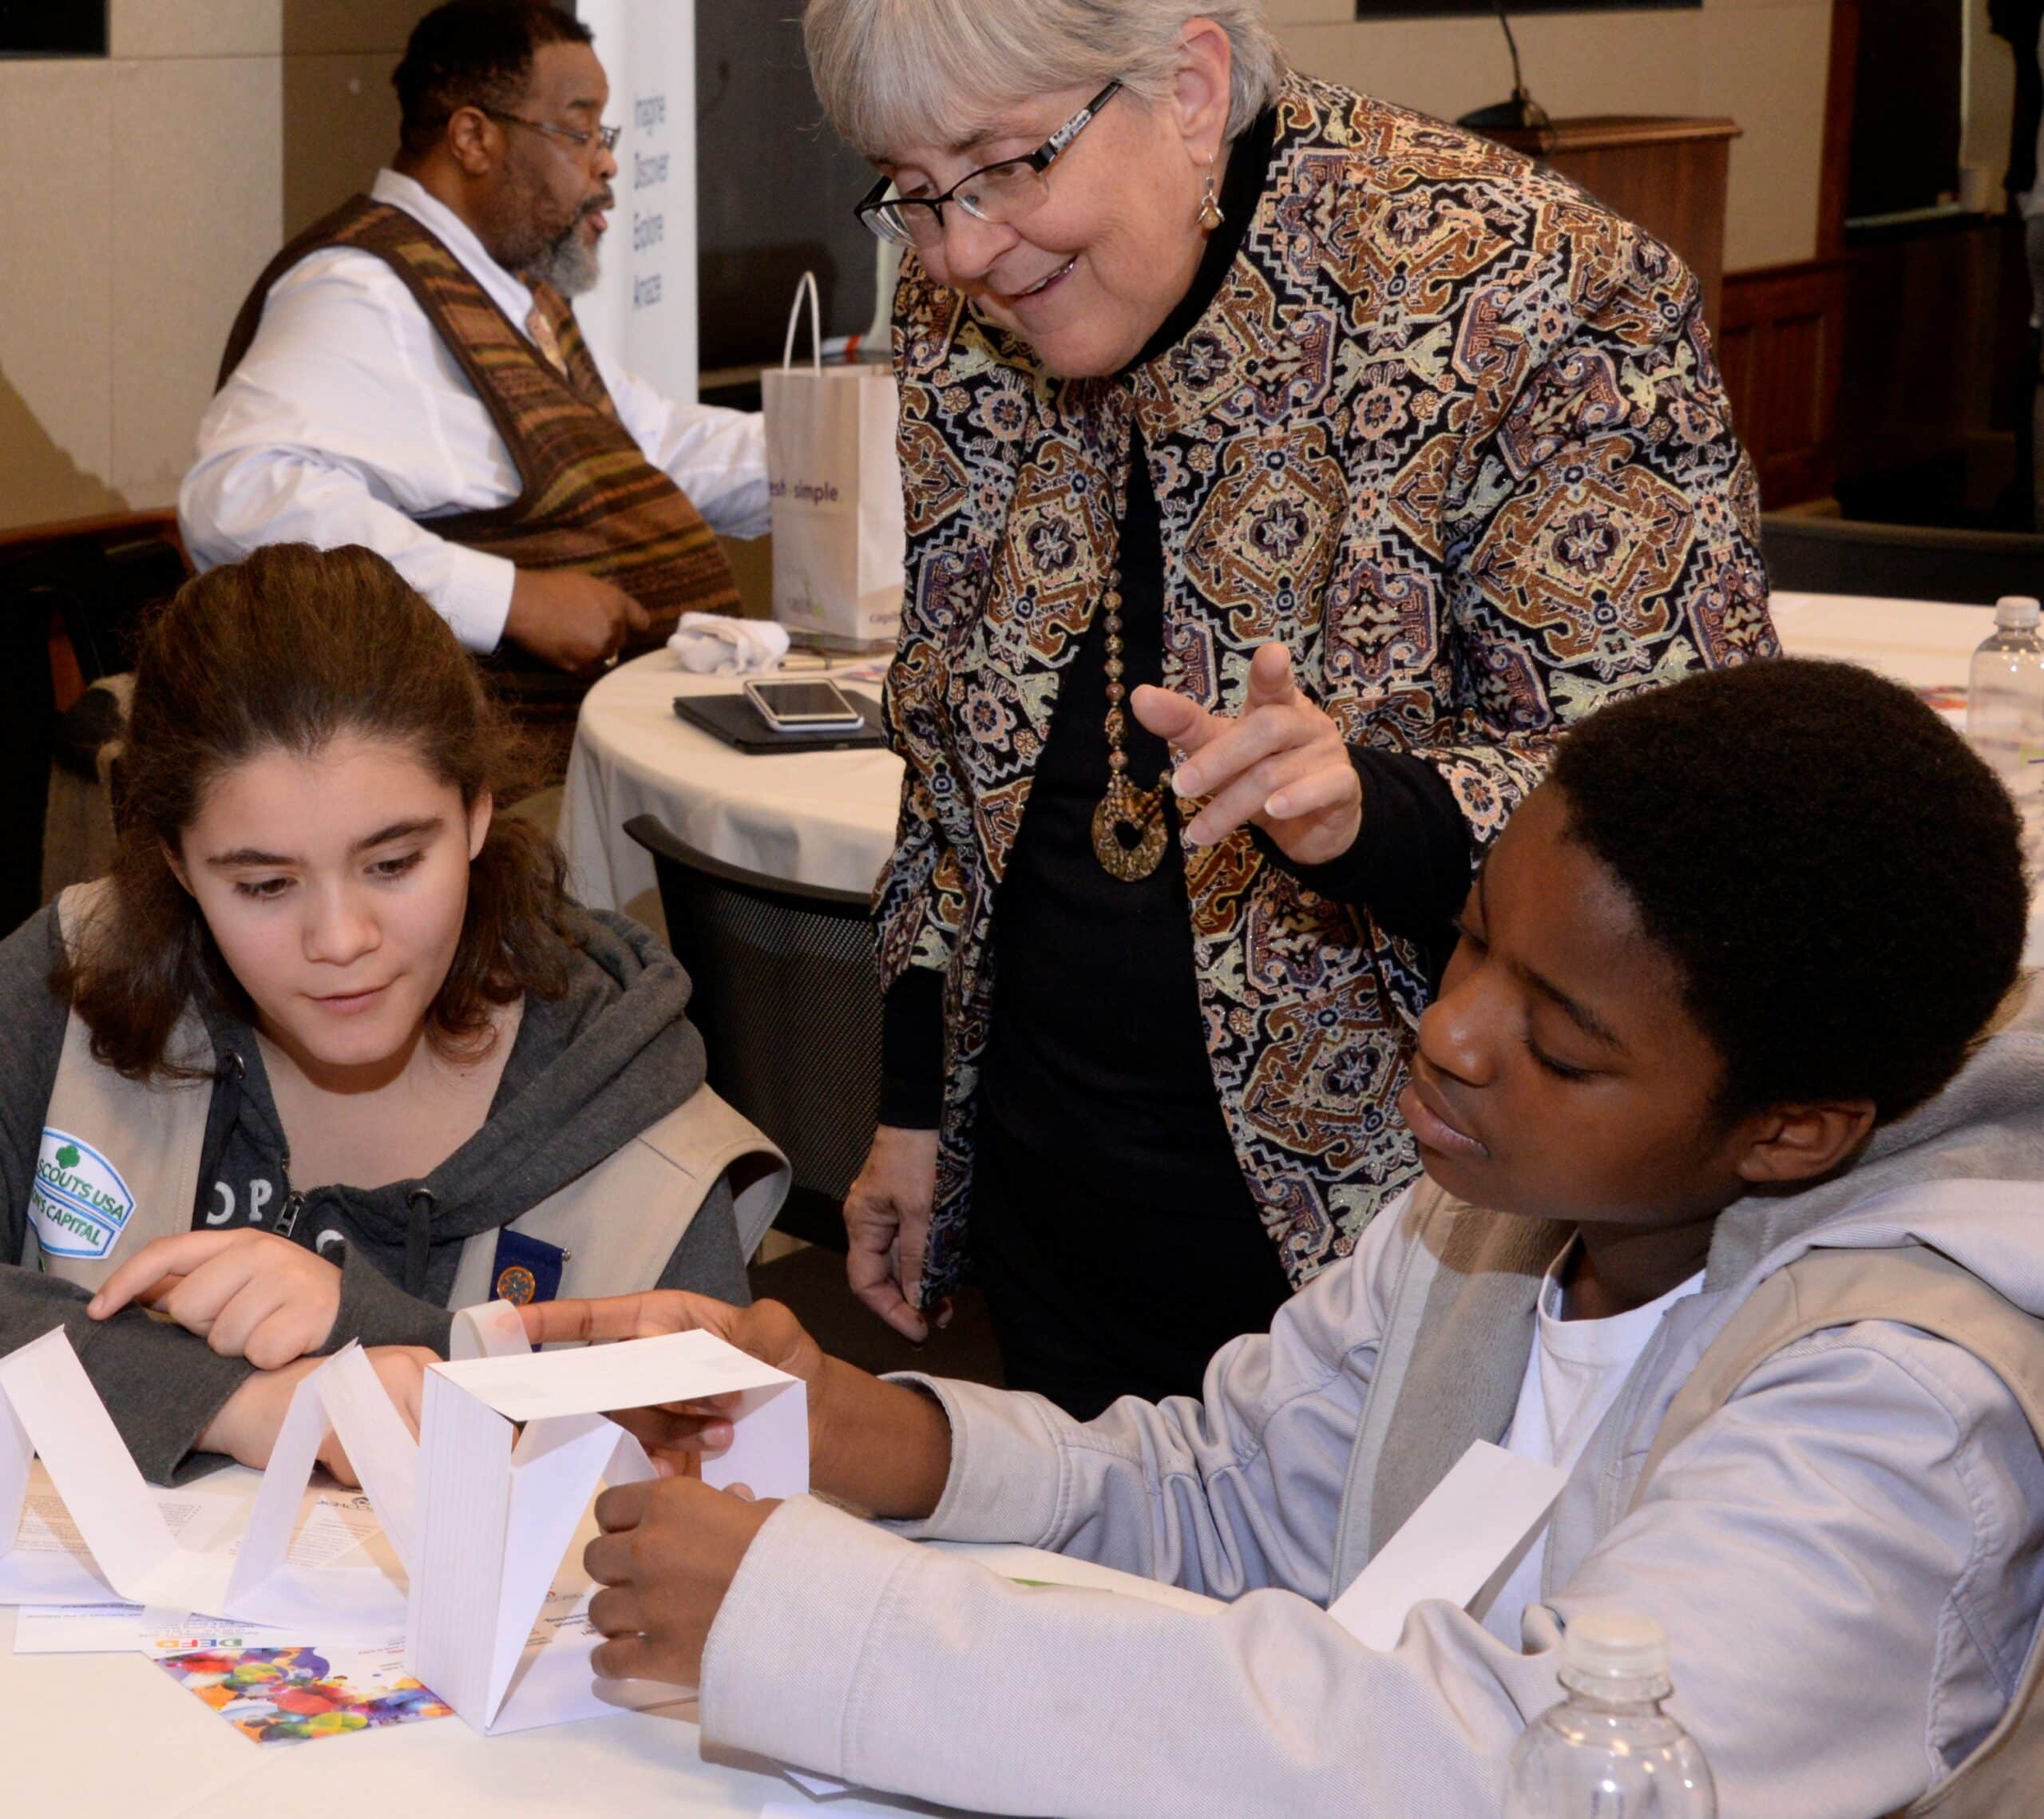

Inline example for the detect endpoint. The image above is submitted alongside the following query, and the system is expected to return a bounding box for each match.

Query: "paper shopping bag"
[761,271,905,650]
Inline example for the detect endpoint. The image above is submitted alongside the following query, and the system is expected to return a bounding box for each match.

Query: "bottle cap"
[1995,596,2041,631]
[1559,1611,1673,1700]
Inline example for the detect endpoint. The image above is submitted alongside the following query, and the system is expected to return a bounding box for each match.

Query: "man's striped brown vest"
[217,195,739,631]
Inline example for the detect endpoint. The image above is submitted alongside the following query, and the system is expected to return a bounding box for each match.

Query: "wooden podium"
[1482,117,1740,328]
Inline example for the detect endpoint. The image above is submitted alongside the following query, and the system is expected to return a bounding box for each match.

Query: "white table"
[557,592,2005,922]
[1,1610,901,1819]
[1767,589,1993,695]
[4,1456,1143,1818]
[558,662,904,922]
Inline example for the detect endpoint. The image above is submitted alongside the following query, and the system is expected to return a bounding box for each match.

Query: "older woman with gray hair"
[825,0,1774,1411]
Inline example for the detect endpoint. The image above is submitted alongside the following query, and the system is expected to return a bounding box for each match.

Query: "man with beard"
[181,1,763,688]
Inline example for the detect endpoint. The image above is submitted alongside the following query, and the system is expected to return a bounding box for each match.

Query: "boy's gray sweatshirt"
[699,983,2044,1819]
[0,901,745,1481]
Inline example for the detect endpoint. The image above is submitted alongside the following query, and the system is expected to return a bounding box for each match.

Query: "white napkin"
[667,612,792,676]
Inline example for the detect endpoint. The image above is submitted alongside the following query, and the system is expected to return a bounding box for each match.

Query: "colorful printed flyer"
[153,1642,451,1746]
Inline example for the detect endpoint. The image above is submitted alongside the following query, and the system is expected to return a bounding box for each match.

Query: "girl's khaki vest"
[24,886,788,1303]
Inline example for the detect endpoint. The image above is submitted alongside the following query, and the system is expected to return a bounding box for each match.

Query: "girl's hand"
[1132,641,1363,866]
[89,1230,343,1369]
[195,1345,436,1481]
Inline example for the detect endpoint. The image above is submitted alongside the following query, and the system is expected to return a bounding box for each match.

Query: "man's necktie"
[525,303,568,378]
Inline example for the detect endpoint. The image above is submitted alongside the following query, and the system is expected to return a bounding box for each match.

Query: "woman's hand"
[1132,641,1363,866]
[88,1230,343,1369]
[584,1478,778,1689]
[842,1124,944,1342]
[194,1345,436,1482]
[521,1290,954,1520]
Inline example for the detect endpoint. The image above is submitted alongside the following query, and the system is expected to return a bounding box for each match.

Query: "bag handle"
[782,270,823,374]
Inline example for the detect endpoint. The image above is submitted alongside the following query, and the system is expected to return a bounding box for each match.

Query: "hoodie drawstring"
[404,1187,436,1296]
[194,1051,247,1216]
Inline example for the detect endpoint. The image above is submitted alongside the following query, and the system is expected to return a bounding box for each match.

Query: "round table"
[558,660,903,920]
[557,592,2010,924]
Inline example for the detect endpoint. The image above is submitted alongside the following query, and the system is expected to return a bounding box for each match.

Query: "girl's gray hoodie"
[0,900,744,1481]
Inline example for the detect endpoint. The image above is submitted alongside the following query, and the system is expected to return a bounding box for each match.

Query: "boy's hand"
[584,1477,778,1688]
[89,1230,343,1368]
[522,1290,953,1520]
[195,1345,436,1482]
[521,1291,826,1468]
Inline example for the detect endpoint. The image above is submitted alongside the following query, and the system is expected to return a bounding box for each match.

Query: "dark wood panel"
[1717,260,1851,508]
[1485,117,1737,327]
[1817,0,1862,260]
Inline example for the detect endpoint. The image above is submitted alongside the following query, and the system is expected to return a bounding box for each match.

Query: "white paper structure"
[1326,1441,1567,1651]
[220,1300,533,1638]
[220,1343,418,1639]
[450,1298,533,1361]
[0,1329,430,1640]
[0,1328,227,1609]
[407,1329,808,1735]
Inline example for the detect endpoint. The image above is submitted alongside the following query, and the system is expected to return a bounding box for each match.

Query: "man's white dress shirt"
[180,169,769,653]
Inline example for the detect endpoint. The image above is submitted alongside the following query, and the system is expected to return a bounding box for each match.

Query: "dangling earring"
[1197,156,1223,232]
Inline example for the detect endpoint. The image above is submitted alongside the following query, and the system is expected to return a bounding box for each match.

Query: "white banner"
[574,0,699,404]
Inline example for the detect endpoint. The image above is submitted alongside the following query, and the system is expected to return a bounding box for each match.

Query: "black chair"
[1761,514,2044,606]
[0,522,186,936]
[624,814,881,1252]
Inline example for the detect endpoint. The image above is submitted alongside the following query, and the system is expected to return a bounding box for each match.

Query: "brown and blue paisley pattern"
[877,78,1775,1297]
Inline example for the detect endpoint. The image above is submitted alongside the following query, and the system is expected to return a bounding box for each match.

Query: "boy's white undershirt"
[1480,1246,1705,1644]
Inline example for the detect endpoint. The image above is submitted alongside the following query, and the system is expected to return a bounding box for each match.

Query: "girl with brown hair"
[0,542,782,1483]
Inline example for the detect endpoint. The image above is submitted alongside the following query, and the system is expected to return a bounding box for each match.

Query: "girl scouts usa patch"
[30,1129,136,1261]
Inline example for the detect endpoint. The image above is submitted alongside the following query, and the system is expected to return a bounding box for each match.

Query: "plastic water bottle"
[1503,1611,1717,1818]
[1968,595,2044,873]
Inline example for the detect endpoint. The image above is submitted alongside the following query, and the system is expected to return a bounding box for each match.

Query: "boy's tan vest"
[1345,1179,2044,1818]
[24,887,788,1302]
[1630,1243,2044,1819]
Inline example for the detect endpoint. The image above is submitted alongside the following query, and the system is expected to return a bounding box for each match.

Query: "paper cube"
[406,1329,807,1734]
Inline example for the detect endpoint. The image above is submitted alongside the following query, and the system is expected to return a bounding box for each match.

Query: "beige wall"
[3,0,1841,538]
[1270,0,1832,275]
[0,2,424,534]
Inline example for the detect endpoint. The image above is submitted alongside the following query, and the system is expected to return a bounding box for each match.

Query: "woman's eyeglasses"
[854,81,1122,250]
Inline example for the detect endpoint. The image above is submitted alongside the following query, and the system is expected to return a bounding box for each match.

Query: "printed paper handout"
[155,1641,452,1745]
[0,1465,240,1605]
[13,1599,310,1657]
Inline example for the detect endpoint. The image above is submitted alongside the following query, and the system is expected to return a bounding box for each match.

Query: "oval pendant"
[1092,789,1167,882]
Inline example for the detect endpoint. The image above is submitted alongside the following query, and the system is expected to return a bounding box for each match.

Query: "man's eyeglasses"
[854,81,1122,250]
[484,110,622,156]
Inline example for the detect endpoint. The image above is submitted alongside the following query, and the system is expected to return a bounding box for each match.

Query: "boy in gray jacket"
[534,658,2044,1819]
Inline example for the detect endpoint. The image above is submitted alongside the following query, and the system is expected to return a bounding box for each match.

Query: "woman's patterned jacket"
[876,75,1777,1297]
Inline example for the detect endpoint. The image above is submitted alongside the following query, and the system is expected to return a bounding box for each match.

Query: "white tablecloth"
[1,1460,1066,1818]
[557,592,2004,921]
[559,661,905,918]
